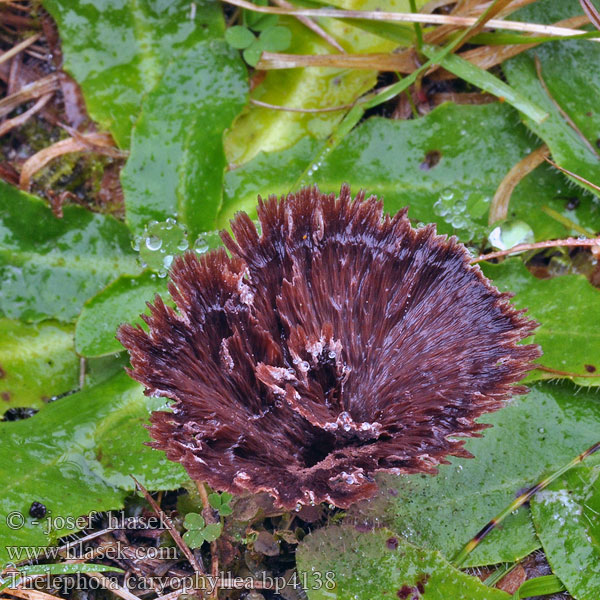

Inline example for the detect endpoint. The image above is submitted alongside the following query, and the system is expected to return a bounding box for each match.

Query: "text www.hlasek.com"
[5,541,177,562]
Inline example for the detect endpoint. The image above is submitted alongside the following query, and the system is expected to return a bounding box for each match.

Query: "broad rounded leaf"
[482,259,600,385]
[121,40,248,237]
[0,319,79,415]
[504,0,600,197]
[296,526,510,599]
[76,272,168,358]
[259,26,292,52]
[225,25,256,49]
[0,182,139,322]
[348,381,600,566]
[531,457,600,600]
[42,0,225,147]
[221,103,600,242]
[0,372,186,567]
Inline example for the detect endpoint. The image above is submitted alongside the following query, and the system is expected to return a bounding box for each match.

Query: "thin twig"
[131,476,204,575]
[541,205,594,237]
[472,237,600,263]
[452,440,600,567]
[257,51,416,71]
[56,123,128,158]
[430,15,589,80]
[271,0,345,53]
[534,55,600,158]
[219,0,600,40]
[196,482,219,600]
[2,587,63,600]
[0,73,60,119]
[545,157,600,193]
[19,132,124,191]
[0,33,40,66]
[580,0,600,30]
[250,98,353,112]
[0,93,51,137]
[535,364,600,378]
[87,573,139,600]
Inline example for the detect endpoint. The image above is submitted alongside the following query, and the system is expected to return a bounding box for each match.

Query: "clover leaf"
[182,513,223,548]
[208,491,234,516]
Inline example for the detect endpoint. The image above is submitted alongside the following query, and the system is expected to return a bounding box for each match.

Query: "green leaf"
[531,456,600,600]
[203,523,223,542]
[225,25,256,49]
[511,575,566,599]
[0,372,186,567]
[182,513,222,547]
[208,492,222,509]
[347,381,600,567]
[504,0,600,197]
[0,319,79,415]
[208,491,233,516]
[76,272,168,358]
[423,46,548,124]
[121,40,248,237]
[242,40,264,67]
[243,0,276,30]
[296,526,510,599]
[221,103,600,241]
[42,0,225,148]
[247,13,278,32]
[224,0,404,166]
[184,512,206,530]
[0,182,139,323]
[259,26,292,52]
[482,259,600,384]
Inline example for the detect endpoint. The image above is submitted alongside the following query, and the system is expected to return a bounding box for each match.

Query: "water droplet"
[440,188,454,201]
[136,219,189,274]
[194,236,209,254]
[488,220,534,251]
[146,235,162,251]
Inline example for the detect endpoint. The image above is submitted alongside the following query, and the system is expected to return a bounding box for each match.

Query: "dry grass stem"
[250,97,353,112]
[131,476,204,576]
[535,364,600,378]
[257,51,416,71]
[473,237,600,263]
[0,33,40,66]
[0,73,60,118]
[271,0,345,52]
[220,0,600,40]
[19,132,121,191]
[196,482,219,600]
[545,158,600,193]
[489,144,549,225]
[0,93,51,136]
[433,15,589,80]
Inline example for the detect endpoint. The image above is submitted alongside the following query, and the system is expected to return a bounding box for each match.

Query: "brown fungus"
[118,184,540,509]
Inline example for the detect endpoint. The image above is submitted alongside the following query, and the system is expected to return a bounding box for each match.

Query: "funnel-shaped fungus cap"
[118,185,540,509]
